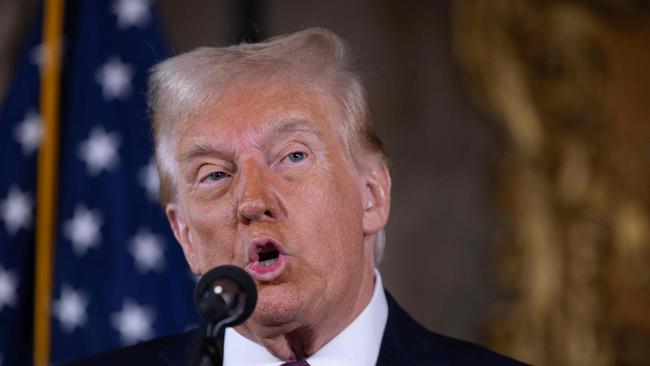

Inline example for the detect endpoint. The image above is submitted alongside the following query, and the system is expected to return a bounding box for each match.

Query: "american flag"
[0,1,198,365]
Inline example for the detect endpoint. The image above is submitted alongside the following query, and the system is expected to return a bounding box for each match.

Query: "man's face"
[165,79,388,338]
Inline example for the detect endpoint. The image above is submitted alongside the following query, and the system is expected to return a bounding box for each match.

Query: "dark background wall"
[0,0,501,343]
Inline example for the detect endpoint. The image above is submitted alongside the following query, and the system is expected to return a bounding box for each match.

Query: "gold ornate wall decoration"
[452,1,650,365]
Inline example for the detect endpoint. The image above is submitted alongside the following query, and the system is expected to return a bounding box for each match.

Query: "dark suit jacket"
[64,291,528,366]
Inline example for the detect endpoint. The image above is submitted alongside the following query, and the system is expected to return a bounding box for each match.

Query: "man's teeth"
[259,257,278,266]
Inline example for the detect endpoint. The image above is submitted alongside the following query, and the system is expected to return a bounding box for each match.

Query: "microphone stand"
[189,322,223,366]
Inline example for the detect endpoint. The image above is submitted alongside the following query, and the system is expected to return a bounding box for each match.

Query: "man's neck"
[234,266,376,361]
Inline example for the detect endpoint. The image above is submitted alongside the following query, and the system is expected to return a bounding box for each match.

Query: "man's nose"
[234,159,281,225]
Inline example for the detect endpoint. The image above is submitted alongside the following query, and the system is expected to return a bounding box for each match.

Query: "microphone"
[190,265,258,366]
[194,265,258,329]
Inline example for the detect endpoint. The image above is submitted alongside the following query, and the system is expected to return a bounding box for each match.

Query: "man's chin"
[249,284,306,329]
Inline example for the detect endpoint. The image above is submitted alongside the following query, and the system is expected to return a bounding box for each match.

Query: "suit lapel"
[157,330,197,366]
[376,291,451,366]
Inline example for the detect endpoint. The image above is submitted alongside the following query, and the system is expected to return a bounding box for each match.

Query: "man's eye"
[287,151,306,163]
[205,171,229,181]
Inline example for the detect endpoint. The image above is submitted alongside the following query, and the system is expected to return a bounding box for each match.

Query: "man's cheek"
[197,243,226,271]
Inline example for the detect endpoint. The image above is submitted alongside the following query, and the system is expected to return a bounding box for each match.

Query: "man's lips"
[245,237,288,282]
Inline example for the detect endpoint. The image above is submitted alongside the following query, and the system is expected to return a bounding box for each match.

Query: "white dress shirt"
[223,269,389,366]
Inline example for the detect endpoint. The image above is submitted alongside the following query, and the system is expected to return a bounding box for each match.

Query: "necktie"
[280,361,310,366]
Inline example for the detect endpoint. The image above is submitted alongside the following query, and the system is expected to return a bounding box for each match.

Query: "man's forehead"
[172,77,345,161]
[193,77,336,125]
[257,117,324,138]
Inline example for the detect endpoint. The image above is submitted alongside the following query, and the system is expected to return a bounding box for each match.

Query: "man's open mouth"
[257,242,280,266]
[246,237,288,281]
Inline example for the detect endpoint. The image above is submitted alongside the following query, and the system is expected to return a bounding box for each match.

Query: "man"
[68,28,526,365]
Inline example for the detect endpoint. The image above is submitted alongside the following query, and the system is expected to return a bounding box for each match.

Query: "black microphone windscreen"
[194,265,257,327]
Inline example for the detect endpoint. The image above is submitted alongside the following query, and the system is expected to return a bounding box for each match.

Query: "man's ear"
[166,203,201,275]
[361,163,391,235]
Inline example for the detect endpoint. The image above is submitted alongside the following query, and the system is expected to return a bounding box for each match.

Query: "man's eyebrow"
[179,141,231,164]
[179,118,322,163]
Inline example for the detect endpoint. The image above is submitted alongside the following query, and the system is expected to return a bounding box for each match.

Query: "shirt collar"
[223,269,388,366]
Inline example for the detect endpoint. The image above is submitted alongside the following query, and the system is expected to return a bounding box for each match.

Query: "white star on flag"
[63,205,103,256]
[96,57,133,99]
[30,43,45,67]
[129,229,166,273]
[53,285,89,333]
[14,110,43,155]
[78,126,121,176]
[0,267,18,311]
[138,160,160,202]
[0,186,33,235]
[112,0,151,29]
[29,39,64,69]
[111,299,155,345]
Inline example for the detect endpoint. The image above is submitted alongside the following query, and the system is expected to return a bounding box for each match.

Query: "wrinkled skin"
[165,79,391,360]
